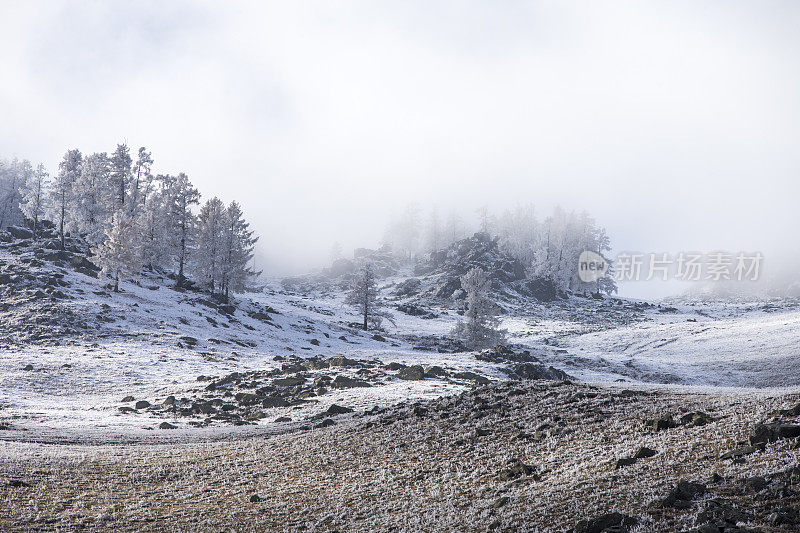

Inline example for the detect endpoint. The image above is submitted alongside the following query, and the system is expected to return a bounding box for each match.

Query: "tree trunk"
[177,234,185,288]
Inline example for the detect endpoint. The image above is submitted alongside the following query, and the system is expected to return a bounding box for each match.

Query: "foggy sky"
[1,1,799,298]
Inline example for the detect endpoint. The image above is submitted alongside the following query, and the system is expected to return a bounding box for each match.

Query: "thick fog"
[2,1,799,298]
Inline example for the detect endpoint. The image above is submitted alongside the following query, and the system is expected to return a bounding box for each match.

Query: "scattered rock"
[272,377,306,387]
[325,404,354,415]
[615,457,637,469]
[750,422,800,445]
[263,397,291,408]
[393,277,422,297]
[721,445,760,460]
[634,446,657,459]
[572,512,637,533]
[6,226,34,240]
[662,480,706,508]
[425,365,448,378]
[650,416,677,431]
[135,400,151,410]
[452,371,491,385]
[158,422,176,429]
[498,459,537,482]
[397,365,426,381]
[491,496,509,509]
[330,375,371,389]
[508,362,573,381]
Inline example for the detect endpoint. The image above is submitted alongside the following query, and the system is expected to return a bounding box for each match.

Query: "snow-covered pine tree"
[70,152,110,246]
[591,226,617,295]
[108,143,132,210]
[167,172,200,288]
[49,149,82,250]
[220,201,258,299]
[194,197,226,294]
[92,212,142,292]
[129,146,153,218]
[452,267,506,350]
[139,175,172,270]
[346,263,391,330]
[0,158,31,229]
[20,163,49,237]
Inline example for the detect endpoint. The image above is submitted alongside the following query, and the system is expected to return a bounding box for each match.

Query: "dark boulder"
[397,365,426,381]
[572,513,637,533]
[394,277,422,297]
[662,480,706,508]
[6,226,34,240]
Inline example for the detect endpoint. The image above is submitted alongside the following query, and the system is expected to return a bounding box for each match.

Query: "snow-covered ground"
[0,270,504,442]
[548,305,800,389]
[2,254,800,443]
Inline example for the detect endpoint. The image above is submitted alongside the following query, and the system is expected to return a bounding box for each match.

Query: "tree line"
[382,203,616,295]
[0,145,258,298]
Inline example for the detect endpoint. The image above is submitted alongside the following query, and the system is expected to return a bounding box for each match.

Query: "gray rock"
[330,375,371,389]
[452,371,491,385]
[634,446,657,459]
[6,226,34,240]
[662,480,706,508]
[326,404,354,415]
[397,365,425,380]
[572,513,637,533]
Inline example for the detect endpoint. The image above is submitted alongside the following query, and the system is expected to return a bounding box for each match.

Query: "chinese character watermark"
[602,251,763,282]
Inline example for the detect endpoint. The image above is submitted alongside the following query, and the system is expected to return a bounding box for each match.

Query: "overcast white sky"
[1,1,798,297]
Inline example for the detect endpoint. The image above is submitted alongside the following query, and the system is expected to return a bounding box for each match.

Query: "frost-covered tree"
[139,175,172,270]
[491,205,616,295]
[20,163,49,236]
[129,146,153,218]
[70,152,110,246]
[495,204,539,266]
[167,173,200,288]
[49,149,82,249]
[220,201,258,299]
[346,263,391,330]
[424,207,442,253]
[108,143,132,210]
[0,158,30,229]
[444,210,468,248]
[92,212,142,292]
[194,197,226,294]
[383,204,421,260]
[452,267,505,350]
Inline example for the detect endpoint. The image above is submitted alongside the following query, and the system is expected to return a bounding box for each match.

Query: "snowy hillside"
[3,230,800,446]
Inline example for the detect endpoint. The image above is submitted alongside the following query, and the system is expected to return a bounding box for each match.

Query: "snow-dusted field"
[2,249,799,445]
[552,306,800,389]
[0,272,505,442]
